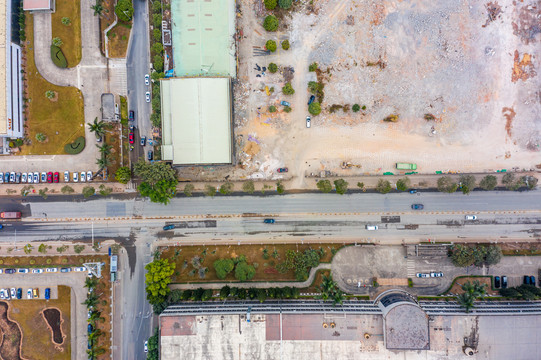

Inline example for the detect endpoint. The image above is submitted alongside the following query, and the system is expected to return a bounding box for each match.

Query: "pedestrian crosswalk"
[407,259,416,278]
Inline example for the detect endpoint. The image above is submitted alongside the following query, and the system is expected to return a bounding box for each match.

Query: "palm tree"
[96,143,112,156]
[88,117,106,139]
[96,156,111,169]
[457,293,475,312]
[457,280,487,312]
[332,290,344,306]
[85,277,98,289]
[91,3,104,16]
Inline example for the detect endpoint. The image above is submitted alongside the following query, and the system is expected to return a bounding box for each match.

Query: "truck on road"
[0,212,21,219]
[396,163,417,170]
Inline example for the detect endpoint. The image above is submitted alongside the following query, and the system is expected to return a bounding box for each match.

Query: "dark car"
[502,276,508,288]
[277,168,288,173]
[5,269,15,274]
[524,275,530,285]
[411,204,424,210]
[60,267,71,273]
[47,172,53,183]
[53,172,59,183]
[494,276,501,289]
[129,132,134,144]
[163,224,175,231]
[147,150,153,161]
[0,224,3,230]
[45,288,50,300]
[88,324,93,334]
[263,219,275,224]
[3,173,9,183]
[409,189,417,194]
[129,110,134,121]
[530,276,536,286]
[308,95,315,105]
[15,173,21,184]
[16,288,22,299]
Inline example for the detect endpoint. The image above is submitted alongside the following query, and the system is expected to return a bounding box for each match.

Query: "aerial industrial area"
[0,0,540,359]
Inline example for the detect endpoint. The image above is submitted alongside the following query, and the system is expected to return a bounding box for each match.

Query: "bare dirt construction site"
[231,0,541,188]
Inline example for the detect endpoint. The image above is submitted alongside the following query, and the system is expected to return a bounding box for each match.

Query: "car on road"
[163,224,175,231]
[16,288,22,299]
[306,116,311,128]
[144,341,148,353]
[411,204,424,210]
[74,267,86,272]
[5,269,15,274]
[73,172,78,182]
[21,173,27,183]
[32,269,44,274]
[430,272,443,277]
[140,136,146,146]
[47,172,53,183]
[17,268,29,274]
[41,172,47,182]
[80,172,86,182]
[54,172,60,183]
[45,288,50,300]
[129,110,134,121]
[129,132,134,144]
[308,95,315,105]
[60,268,71,273]
[494,276,501,288]
[10,288,15,299]
[147,150,153,161]
[502,276,508,288]
[465,215,477,220]
[145,91,151,102]
[365,225,378,231]
[277,168,288,173]
[263,219,275,224]
[33,172,39,183]
[46,268,58,273]
[64,171,69,182]
[409,189,417,194]
[280,100,290,107]
[26,289,32,299]
[416,273,429,278]
[145,74,150,86]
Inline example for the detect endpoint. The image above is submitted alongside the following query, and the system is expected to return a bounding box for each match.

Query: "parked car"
[21,173,27,183]
[129,110,134,121]
[26,289,32,299]
[4,173,9,183]
[416,273,429,278]
[80,172,86,182]
[308,95,316,105]
[145,92,151,102]
[10,172,15,183]
[74,267,86,272]
[33,288,38,298]
[5,269,15,274]
[15,173,21,184]
[280,100,290,107]
[524,275,530,285]
[430,272,444,277]
[494,276,501,288]
[163,224,175,231]
[41,172,47,182]
[129,132,134,144]
[87,171,92,181]
[54,172,60,183]
[145,74,150,86]
[465,215,477,220]
[10,288,16,299]
[32,268,44,274]
[26,172,32,183]
[0,289,5,300]
[45,288,50,300]
[277,168,288,173]
[47,172,53,183]
[147,150,153,161]
[306,116,311,128]
[411,204,424,210]
[0,172,3,183]
[33,172,39,183]
[17,268,29,274]
[73,172,79,182]
[263,219,275,224]
[365,225,378,231]
[502,276,508,288]
[530,276,536,286]
[60,268,71,273]
[16,288,22,299]
[88,324,93,334]
[140,136,146,146]
[409,189,418,194]
[64,171,69,182]
[45,268,58,273]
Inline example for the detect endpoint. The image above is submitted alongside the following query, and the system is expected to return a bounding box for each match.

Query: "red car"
[47,172,53,183]
[277,168,288,173]
[53,172,60,183]
[129,132,134,144]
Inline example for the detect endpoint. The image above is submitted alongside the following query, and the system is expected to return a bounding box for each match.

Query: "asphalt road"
[126,0,151,166]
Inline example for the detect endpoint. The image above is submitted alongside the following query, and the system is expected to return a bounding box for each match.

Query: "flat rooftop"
[0,0,7,135]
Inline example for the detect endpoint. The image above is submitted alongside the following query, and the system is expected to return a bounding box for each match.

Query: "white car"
[41,172,47,182]
[306,116,311,128]
[64,171,69,182]
[32,268,44,274]
[430,272,444,277]
[33,172,39,183]
[0,269,3,274]
[27,289,32,299]
[73,172,78,182]
[27,173,33,183]
[144,341,148,353]
[87,171,92,182]
[145,91,151,102]
[81,172,86,182]
[17,268,29,274]
[74,267,86,272]
[144,74,150,86]
[10,288,16,298]
[0,289,5,300]
[21,173,27,183]
[45,268,58,273]
[465,215,477,220]
[416,273,429,278]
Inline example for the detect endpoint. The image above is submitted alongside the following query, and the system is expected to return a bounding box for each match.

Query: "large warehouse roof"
[160,77,232,165]
[170,0,236,77]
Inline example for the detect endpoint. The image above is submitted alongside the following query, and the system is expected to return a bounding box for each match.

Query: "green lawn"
[20,15,84,155]
[51,0,81,67]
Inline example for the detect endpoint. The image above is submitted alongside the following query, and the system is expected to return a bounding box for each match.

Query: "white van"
[365,225,378,231]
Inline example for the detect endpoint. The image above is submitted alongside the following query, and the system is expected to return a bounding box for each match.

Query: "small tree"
[38,244,47,254]
[309,62,318,71]
[204,185,216,197]
[82,186,95,198]
[282,83,295,95]
[45,90,55,99]
[376,179,392,194]
[61,17,71,25]
[145,259,176,306]
[269,105,277,113]
[243,180,255,194]
[316,180,332,193]
[449,244,474,267]
[479,175,497,190]
[219,286,230,300]
[281,39,290,50]
[502,173,517,190]
[38,187,49,199]
[98,185,113,196]
[91,2,104,16]
[219,182,234,195]
[35,133,47,142]
[115,0,134,22]
[352,104,360,112]
[284,106,292,113]
[23,244,33,254]
[264,0,277,10]
[265,40,277,52]
[52,37,63,47]
[115,166,131,184]
[74,245,85,254]
[276,181,285,194]
[268,63,278,73]
[263,15,279,32]
[235,262,256,281]
[459,174,476,194]
[61,185,74,194]
[485,245,502,265]
[279,0,292,9]
[308,102,321,115]
[522,175,538,190]
[213,259,235,279]
[396,177,410,192]
[437,176,458,193]
[183,184,194,197]
[56,245,68,253]
[334,179,348,195]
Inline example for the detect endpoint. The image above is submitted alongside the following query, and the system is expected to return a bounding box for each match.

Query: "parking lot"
[0,170,95,185]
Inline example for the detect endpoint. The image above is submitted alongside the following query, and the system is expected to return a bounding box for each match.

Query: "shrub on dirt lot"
[479,175,497,190]
[383,114,399,122]
[522,175,538,190]
[213,259,235,279]
[243,181,255,194]
[183,184,194,197]
[264,0,277,10]
[282,83,295,95]
[437,176,458,193]
[317,180,332,193]
[235,262,256,281]
[61,185,74,194]
[82,186,95,198]
[459,175,476,194]
[219,182,234,195]
[281,39,290,50]
[64,136,86,154]
[308,102,321,115]
[334,179,348,195]
[266,40,277,52]
[309,62,318,71]
[352,104,360,112]
[283,106,292,113]
[35,133,47,142]
[205,185,216,197]
[268,63,278,73]
[396,177,410,192]
[279,0,293,9]
[45,90,55,99]
[276,181,285,194]
[502,173,521,191]
[263,15,279,32]
[50,45,67,68]
[376,179,392,194]
[269,105,277,113]
[52,37,63,47]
